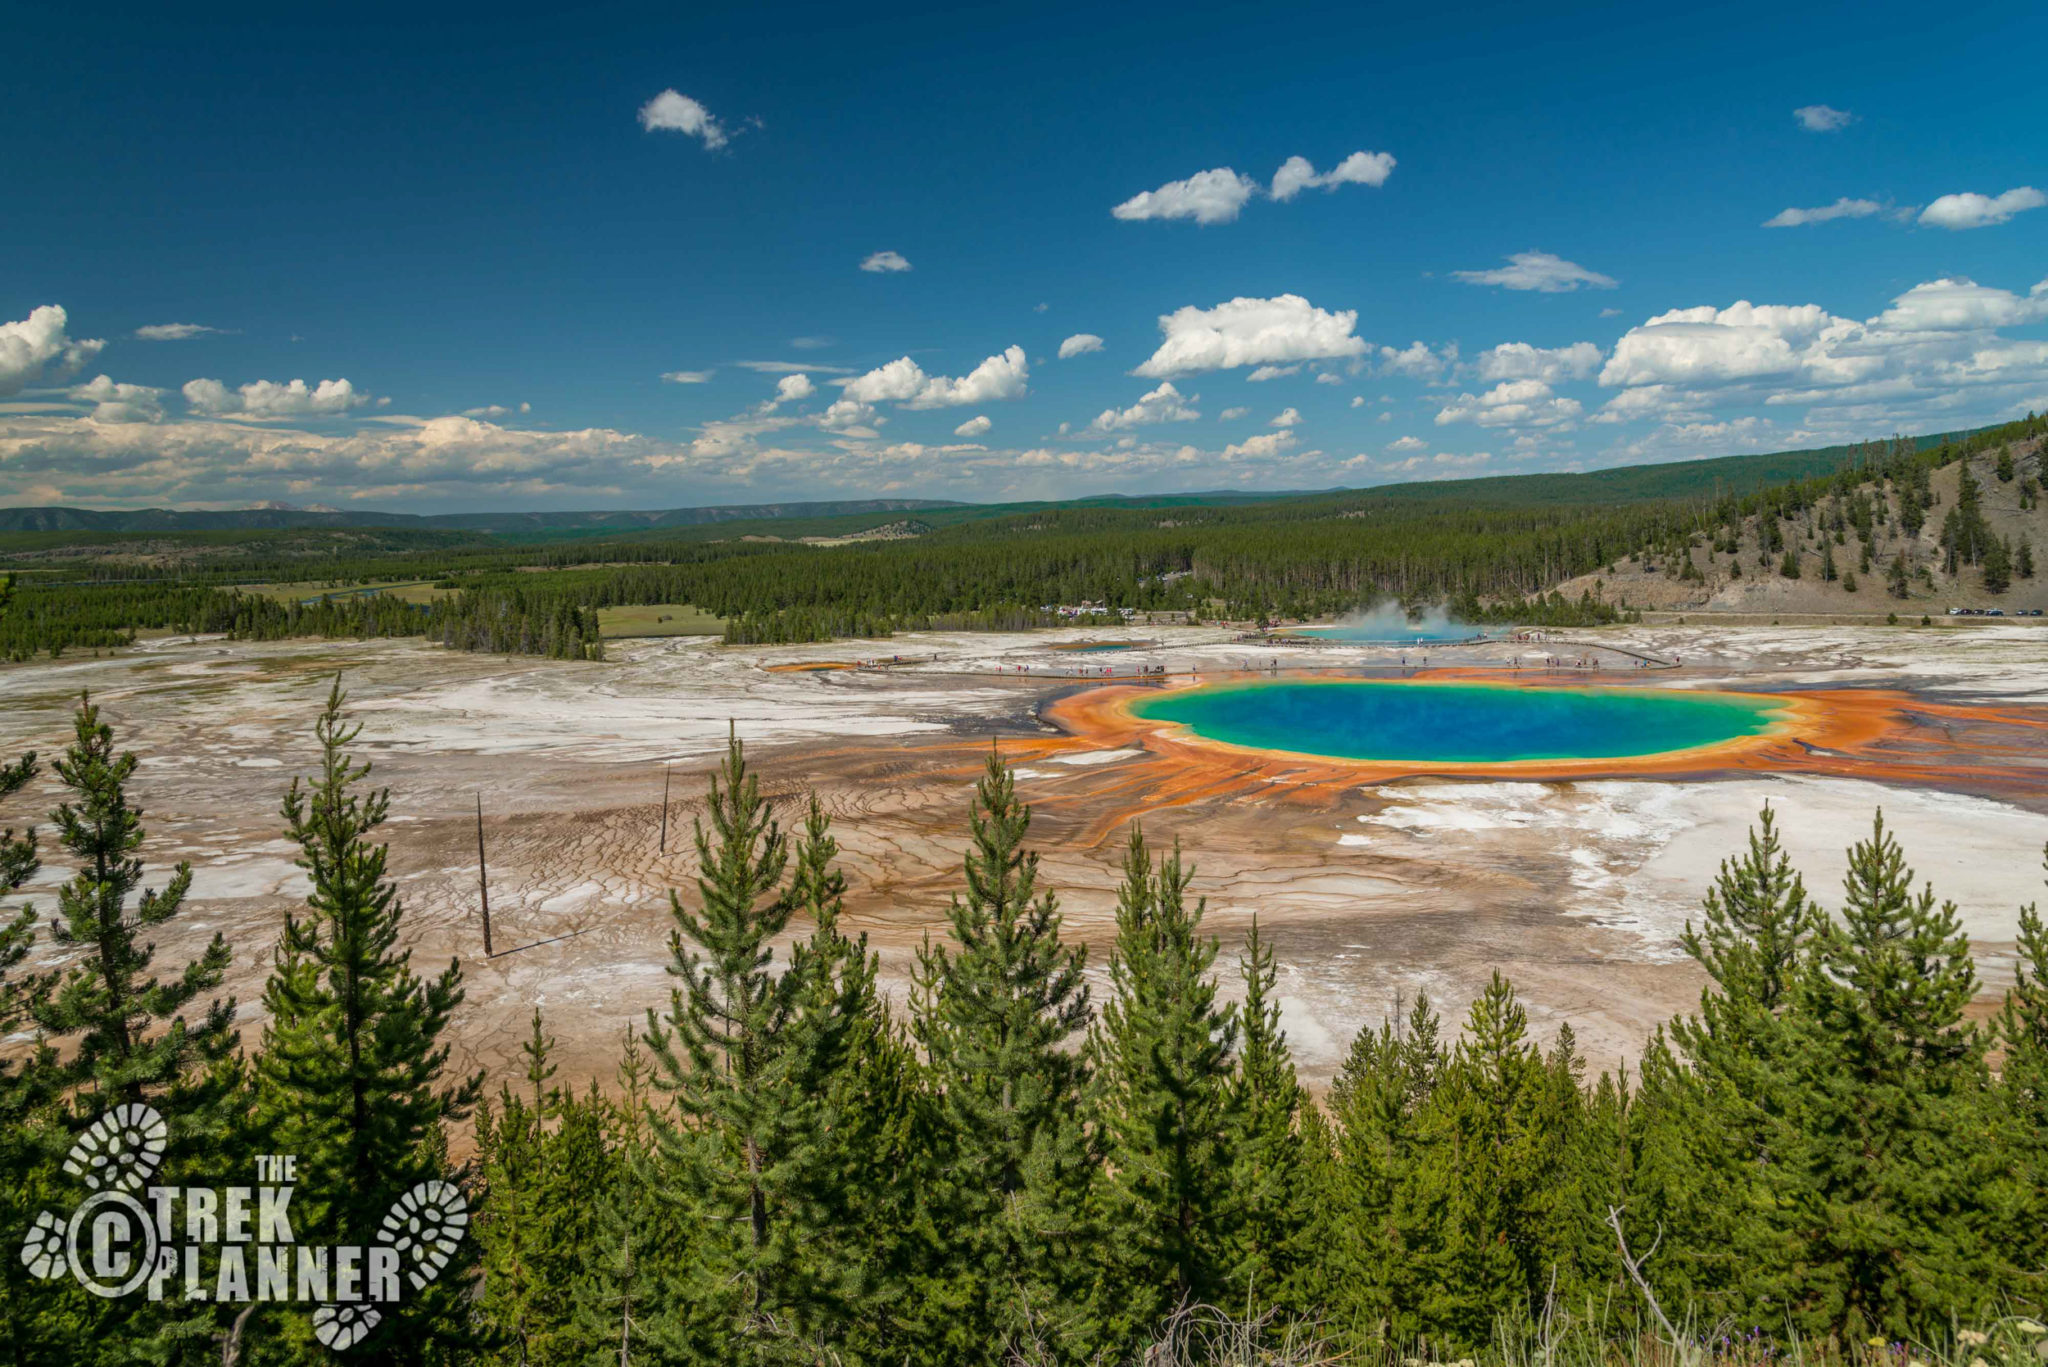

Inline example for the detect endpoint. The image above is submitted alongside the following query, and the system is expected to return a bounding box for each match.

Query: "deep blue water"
[1129,680,1783,763]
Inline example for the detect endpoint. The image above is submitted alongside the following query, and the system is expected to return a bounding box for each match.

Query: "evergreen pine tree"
[0,745,36,1018]
[1774,813,2003,1341]
[472,1009,574,1365]
[27,694,241,1363]
[254,680,481,1361]
[37,692,234,1101]
[1087,826,1237,1353]
[642,730,809,1360]
[1680,805,1816,1018]
[772,792,921,1359]
[1635,806,1820,1322]
[1402,975,1584,1350]
[1223,917,1314,1317]
[0,743,63,1365]
[909,749,1094,1362]
[1995,849,2048,1287]
[1983,535,2012,592]
[564,1033,681,1367]
[473,1083,547,1365]
[1326,992,1443,1347]
[642,743,900,1362]
[0,743,43,1079]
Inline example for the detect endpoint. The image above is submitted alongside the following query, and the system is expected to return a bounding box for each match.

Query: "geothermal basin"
[4,622,2046,1095]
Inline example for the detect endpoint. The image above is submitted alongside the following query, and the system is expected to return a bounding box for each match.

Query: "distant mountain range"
[0,498,968,536]
[0,426,1983,539]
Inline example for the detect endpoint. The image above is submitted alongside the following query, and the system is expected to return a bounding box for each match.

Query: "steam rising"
[1290,603,1483,641]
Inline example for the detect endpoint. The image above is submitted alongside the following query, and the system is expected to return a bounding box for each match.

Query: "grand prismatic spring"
[1126,679,1787,765]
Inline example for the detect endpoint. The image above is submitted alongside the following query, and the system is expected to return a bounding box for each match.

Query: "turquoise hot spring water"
[1127,679,1785,764]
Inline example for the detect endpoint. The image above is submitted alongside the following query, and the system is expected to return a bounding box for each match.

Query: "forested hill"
[2,416,2039,660]
[1342,429,1969,510]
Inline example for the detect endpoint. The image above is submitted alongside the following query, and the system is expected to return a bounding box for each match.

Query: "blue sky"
[3,0,2044,511]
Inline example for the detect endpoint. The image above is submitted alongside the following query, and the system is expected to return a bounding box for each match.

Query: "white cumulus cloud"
[759,373,817,412]
[638,90,727,149]
[0,305,105,396]
[1377,341,1456,380]
[1269,150,1396,201]
[1090,382,1199,431]
[860,250,913,273]
[841,346,1028,409]
[818,398,876,431]
[1112,168,1261,225]
[1116,153,1394,225]
[70,375,166,424]
[1219,406,1249,421]
[1587,273,2048,436]
[1917,187,2045,231]
[1475,341,1603,383]
[1451,252,1617,293]
[1220,430,1297,461]
[662,369,715,384]
[1875,277,2048,332]
[954,414,992,437]
[1270,407,1301,428]
[1599,302,1846,389]
[1134,294,1367,378]
[1058,333,1104,359]
[182,376,369,418]
[1763,197,1883,228]
[1435,379,1582,428]
[1387,435,1427,452]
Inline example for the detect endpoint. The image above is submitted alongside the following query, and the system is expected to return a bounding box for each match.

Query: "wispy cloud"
[1451,252,1617,293]
[734,360,857,375]
[1763,197,1882,228]
[133,323,226,341]
[1793,105,1854,132]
